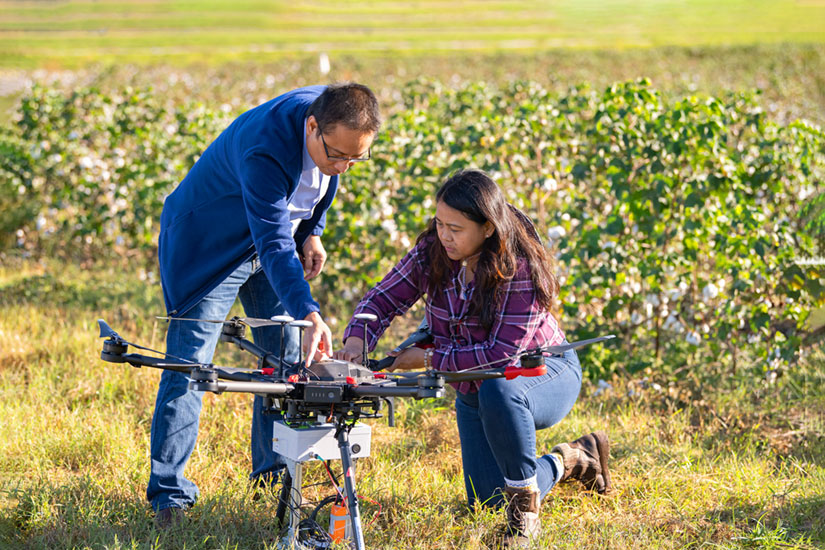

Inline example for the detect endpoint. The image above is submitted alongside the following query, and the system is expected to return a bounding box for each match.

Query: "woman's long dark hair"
[417,169,560,329]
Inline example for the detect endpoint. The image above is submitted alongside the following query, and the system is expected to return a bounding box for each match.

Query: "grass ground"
[1,0,824,69]
[0,257,823,549]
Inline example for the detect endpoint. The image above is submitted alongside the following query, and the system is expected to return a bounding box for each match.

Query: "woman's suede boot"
[550,430,612,494]
[502,486,541,548]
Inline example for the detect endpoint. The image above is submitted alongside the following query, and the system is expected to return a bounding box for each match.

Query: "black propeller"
[98,319,195,363]
[156,315,295,329]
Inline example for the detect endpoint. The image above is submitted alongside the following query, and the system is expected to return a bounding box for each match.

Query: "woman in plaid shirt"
[335,170,611,546]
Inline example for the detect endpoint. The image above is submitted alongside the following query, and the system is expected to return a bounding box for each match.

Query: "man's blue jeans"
[147,257,298,512]
[455,346,582,507]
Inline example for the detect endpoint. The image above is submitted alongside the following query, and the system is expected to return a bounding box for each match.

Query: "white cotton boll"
[381,218,397,233]
[547,225,566,241]
[702,283,719,301]
[542,178,558,192]
[601,240,616,250]
[686,331,701,346]
[645,293,660,308]
[631,312,642,325]
[799,185,815,200]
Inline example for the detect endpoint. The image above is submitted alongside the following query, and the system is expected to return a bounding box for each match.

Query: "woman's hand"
[387,347,427,371]
[333,337,364,363]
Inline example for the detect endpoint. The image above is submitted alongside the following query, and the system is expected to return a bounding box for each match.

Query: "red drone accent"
[504,365,547,380]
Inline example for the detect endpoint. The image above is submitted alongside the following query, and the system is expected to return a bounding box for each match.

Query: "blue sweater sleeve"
[239,148,320,320]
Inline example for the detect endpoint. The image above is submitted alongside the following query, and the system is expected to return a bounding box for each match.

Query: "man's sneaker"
[154,506,185,529]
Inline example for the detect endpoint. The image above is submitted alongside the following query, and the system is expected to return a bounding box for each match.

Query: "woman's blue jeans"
[147,257,298,512]
[455,347,582,507]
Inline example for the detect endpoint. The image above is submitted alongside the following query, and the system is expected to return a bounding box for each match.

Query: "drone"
[98,314,614,549]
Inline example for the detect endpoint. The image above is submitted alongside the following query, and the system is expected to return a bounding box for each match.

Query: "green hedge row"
[2,79,823,381]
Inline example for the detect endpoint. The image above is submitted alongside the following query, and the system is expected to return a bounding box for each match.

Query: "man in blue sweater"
[150,83,381,525]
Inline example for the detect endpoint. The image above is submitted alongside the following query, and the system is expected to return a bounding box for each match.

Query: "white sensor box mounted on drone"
[272,421,372,462]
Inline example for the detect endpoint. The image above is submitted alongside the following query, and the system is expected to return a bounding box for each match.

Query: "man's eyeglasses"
[320,133,371,162]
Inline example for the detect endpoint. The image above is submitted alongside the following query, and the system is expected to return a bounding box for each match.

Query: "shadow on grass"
[1,478,288,550]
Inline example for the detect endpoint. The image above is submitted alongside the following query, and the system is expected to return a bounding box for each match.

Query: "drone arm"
[192,379,294,395]
[220,332,281,370]
[105,352,198,374]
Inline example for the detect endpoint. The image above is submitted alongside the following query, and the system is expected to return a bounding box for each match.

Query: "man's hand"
[333,337,365,363]
[302,235,327,280]
[303,311,333,366]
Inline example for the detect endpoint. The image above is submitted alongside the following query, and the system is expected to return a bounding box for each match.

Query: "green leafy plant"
[4,79,823,382]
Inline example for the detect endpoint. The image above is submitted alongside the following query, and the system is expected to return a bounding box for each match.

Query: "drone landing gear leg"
[336,425,366,550]
[282,459,304,548]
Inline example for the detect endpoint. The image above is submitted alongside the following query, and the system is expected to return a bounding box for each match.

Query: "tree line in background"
[1,78,823,386]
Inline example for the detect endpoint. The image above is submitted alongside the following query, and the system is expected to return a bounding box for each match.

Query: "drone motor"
[101,339,128,363]
[219,320,246,341]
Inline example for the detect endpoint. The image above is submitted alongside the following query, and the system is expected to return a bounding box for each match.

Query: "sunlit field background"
[1,1,824,549]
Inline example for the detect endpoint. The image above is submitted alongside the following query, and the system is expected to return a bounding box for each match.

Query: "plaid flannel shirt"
[342,237,565,393]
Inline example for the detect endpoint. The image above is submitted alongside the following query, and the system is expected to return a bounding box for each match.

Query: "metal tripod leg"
[336,427,365,550]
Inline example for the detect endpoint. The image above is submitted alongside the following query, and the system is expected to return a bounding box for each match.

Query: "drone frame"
[98,317,614,549]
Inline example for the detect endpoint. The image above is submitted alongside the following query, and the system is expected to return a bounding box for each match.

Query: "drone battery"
[303,384,343,403]
[272,421,371,462]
